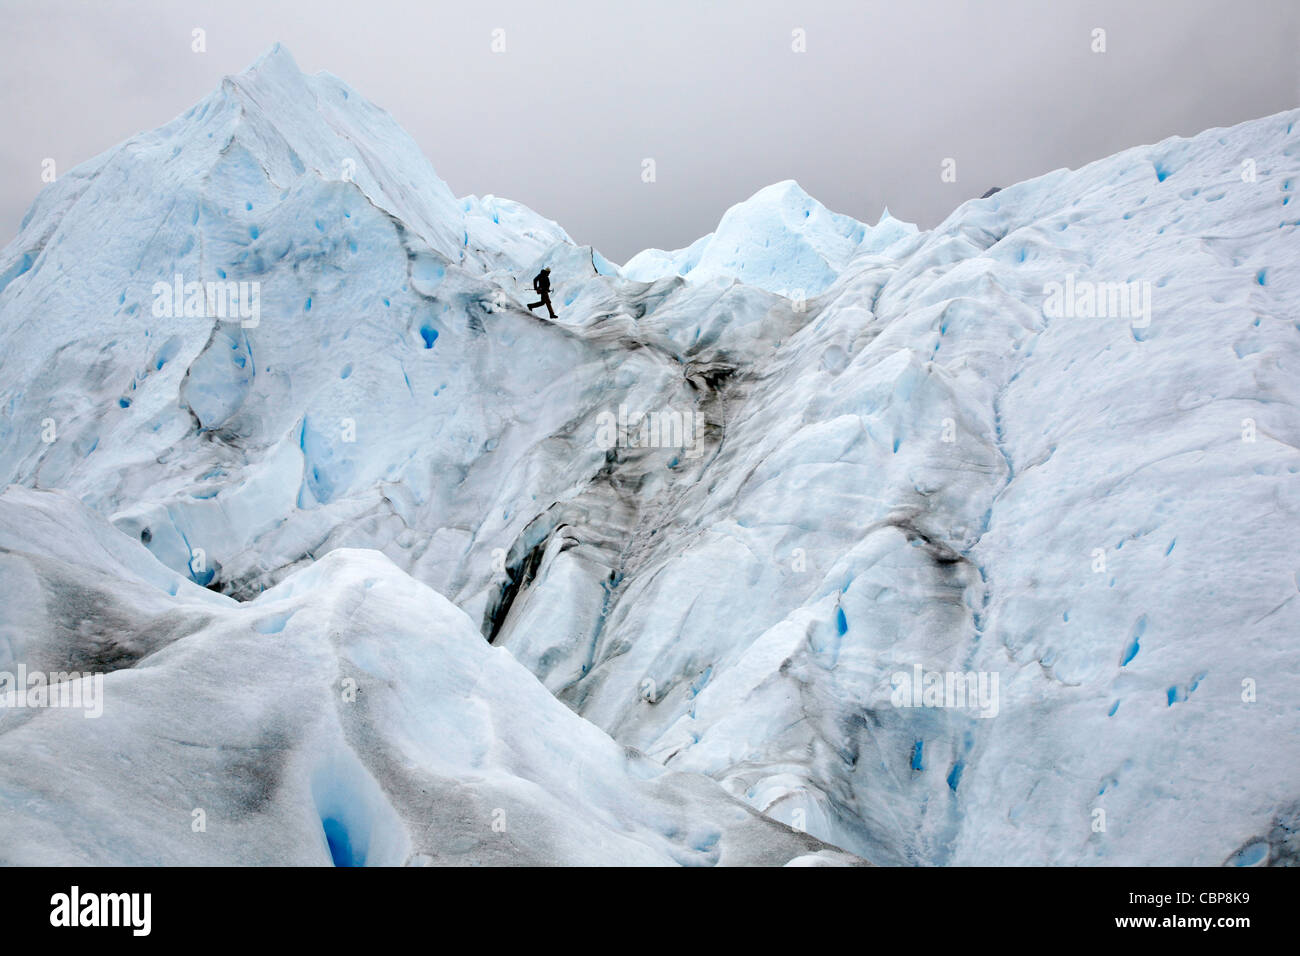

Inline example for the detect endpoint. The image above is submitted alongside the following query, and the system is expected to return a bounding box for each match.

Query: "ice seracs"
[621,179,920,295]
[0,43,1297,866]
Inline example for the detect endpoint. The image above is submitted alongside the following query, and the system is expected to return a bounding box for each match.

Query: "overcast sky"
[1,0,1297,262]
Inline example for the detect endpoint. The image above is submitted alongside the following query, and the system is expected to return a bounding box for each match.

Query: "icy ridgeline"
[0,43,1297,866]
[0,44,855,867]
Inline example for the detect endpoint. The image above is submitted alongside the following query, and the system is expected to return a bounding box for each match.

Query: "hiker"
[528,267,556,318]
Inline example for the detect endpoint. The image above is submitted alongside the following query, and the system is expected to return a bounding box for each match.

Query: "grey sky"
[1,0,1297,262]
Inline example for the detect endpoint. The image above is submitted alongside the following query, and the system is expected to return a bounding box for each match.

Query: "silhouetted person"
[528,267,556,318]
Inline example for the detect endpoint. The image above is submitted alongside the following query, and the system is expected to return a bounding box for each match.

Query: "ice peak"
[219,42,313,104]
[748,179,813,201]
[728,179,831,223]
[244,41,302,77]
[622,178,901,294]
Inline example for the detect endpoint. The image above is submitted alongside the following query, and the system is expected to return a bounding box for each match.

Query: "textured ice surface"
[1,45,1297,866]
[0,487,854,866]
[622,179,920,295]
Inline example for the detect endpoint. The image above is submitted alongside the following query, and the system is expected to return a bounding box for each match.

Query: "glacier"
[0,43,1297,866]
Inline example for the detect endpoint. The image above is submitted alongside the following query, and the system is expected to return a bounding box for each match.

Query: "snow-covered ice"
[0,44,1297,866]
[0,486,854,865]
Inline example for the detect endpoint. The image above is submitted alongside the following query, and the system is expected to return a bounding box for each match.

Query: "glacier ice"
[0,487,853,866]
[621,179,920,295]
[0,43,1297,866]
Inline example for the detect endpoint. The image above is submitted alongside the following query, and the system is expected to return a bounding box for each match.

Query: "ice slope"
[0,43,688,613]
[549,111,1300,865]
[0,487,855,866]
[0,38,809,633]
[0,43,1297,867]
[456,110,1300,865]
[621,180,920,295]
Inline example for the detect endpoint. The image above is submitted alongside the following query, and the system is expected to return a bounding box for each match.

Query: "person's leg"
[528,300,542,310]
[545,295,556,318]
